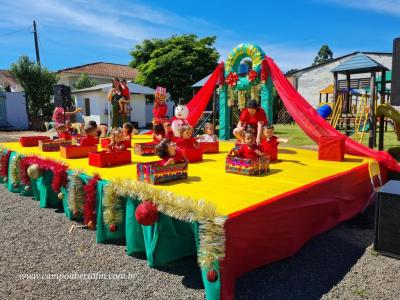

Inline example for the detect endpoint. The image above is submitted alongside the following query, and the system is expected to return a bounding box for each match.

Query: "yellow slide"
[377,104,400,140]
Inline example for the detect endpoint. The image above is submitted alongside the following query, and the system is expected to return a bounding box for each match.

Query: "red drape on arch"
[265,56,400,172]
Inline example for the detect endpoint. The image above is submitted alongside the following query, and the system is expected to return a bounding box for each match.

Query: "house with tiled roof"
[0,70,23,92]
[57,62,138,88]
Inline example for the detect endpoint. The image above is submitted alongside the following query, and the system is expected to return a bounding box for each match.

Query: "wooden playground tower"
[330,53,389,149]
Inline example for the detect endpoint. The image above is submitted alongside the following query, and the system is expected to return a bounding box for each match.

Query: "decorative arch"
[225,43,265,75]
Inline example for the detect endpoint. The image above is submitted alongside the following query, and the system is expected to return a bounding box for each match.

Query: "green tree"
[129,34,219,102]
[73,73,98,90]
[10,56,58,127]
[285,68,299,75]
[313,45,333,65]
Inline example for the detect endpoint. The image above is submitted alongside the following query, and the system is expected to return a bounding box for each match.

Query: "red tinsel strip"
[261,58,269,82]
[21,156,68,192]
[248,70,258,82]
[19,158,30,185]
[0,151,12,178]
[83,174,100,226]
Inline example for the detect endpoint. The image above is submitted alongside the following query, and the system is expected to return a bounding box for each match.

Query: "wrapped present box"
[20,136,50,147]
[134,142,158,156]
[137,161,188,185]
[199,141,219,154]
[180,148,203,163]
[38,140,72,152]
[318,136,345,161]
[60,145,98,159]
[88,150,131,167]
[225,155,269,176]
[101,138,131,149]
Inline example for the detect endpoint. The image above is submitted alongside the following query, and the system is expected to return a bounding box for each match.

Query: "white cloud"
[322,0,400,16]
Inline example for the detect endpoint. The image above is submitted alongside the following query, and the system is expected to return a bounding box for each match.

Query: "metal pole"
[378,71,386,150]
[369,72,376,148]
[33,21,41,65]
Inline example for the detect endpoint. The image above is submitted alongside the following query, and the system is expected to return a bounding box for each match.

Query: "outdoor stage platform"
[0,136,383,299]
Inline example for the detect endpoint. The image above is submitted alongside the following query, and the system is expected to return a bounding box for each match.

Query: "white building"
[286,52,392,107]
[72,82,175,128]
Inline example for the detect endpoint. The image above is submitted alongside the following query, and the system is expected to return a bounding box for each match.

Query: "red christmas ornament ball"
[206,269,218,282]
[109,224,117,232]
[135,201,159,226]
[87,220,95,230]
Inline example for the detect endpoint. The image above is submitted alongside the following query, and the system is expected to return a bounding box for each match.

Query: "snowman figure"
[171,104,189,137]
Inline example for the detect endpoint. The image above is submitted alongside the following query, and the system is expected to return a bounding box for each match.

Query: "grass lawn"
[273,124,400,151]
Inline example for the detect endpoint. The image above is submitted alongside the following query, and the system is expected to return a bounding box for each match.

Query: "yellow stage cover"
[1,136,370,216]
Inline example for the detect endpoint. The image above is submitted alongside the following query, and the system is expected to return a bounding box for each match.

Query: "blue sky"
[0,0,399,72]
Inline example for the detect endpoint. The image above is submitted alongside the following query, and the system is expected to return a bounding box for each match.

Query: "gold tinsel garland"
[250,83,261,102]
[103,184,124,226]
[67,171,85,217]
[10,154,21,186]
[103,178,226,270]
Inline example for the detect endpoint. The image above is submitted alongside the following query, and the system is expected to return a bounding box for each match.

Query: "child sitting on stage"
[163,121,174,139]
[107,128,126,151]
[153,123,165,142]
[175,125,198,149]
[155,139,186,166]
[56,124,72,141]
[197,122,218,142]
[123,122,134,142]
[261,125,288,162]
[79,126,98,146]
[234,130,265,159]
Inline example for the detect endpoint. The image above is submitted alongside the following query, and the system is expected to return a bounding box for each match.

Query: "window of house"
[84,98,90,116]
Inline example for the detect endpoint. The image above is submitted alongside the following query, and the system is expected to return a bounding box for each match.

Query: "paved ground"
[1,131,400,299]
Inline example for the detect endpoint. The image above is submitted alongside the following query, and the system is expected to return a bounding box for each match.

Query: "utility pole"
[33,20,41,65]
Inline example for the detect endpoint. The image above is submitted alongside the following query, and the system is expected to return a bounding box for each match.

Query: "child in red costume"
[234,130,264,159]
[123,122,135,141]
[152,86,168,124]
[107,128,126,151]
[163,121,174,139]
[261,125,288,162]
[153,123,165,142]
[155,139,187,166]
[79,126,98,146]
[175,125,198,149]
[56,124,72,141]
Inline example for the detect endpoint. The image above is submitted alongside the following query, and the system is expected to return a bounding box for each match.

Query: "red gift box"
[20,136,50,147]
[60,145,98,159]
[39,140,72,152]
[101,138,131,149]
[134,142,158,156]
[137,161,188,185]
[88,150,131,167]
[225,155,269,176]
[180,148,203,162]
[199,141,219,154]
[318,136,345,161]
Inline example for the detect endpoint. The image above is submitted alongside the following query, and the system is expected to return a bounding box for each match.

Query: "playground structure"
[1,42,400,300]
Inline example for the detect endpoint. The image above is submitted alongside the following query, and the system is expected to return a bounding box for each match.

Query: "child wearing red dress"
[107,128,126,151]
[79,127,98,146]
[155,139,187,166]
[153,123,165,142]
[152,86,168,124]
[123,122,134,141]
[175,125,198,149]
[234,130,264,159]
[56,124,72,141]
[261,125,288,162]
[163,121,174,140]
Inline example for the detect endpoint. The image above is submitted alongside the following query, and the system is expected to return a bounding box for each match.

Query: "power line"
[38,35,49,67]
[0,26,31,37]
